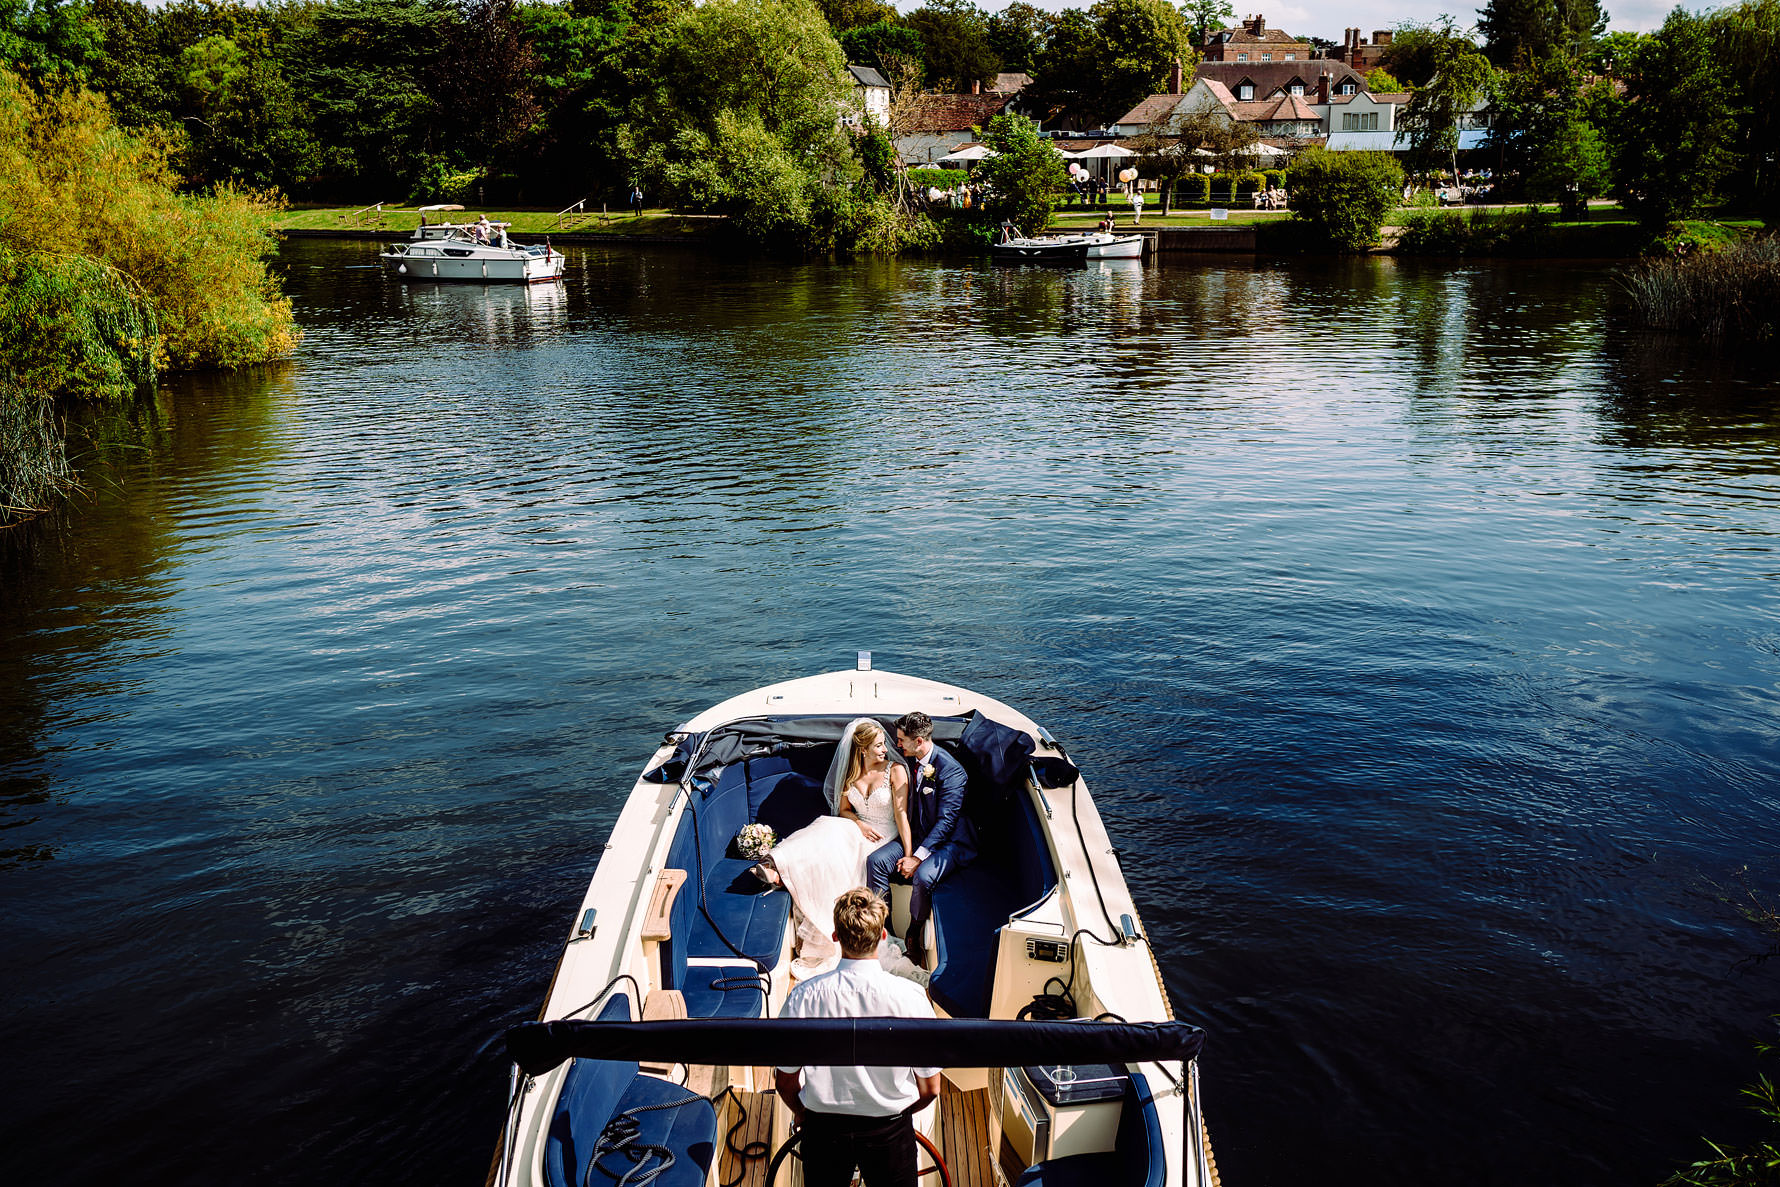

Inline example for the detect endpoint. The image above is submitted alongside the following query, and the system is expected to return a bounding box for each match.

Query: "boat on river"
[493,659,1217,1187]
[991,223,1146,264]
[379,218,564,284]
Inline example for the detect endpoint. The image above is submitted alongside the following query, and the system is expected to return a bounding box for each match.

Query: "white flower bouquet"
[734,822,778,860]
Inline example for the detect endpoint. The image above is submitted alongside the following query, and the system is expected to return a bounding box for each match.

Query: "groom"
[866,711,976,965]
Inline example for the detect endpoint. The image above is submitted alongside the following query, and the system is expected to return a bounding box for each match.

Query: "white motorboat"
[379,219,565,284]
[492,659,1217,1187]
[992,222,1146,263]
[1073,231,1146,259]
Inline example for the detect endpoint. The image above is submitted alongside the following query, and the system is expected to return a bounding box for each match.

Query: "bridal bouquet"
[734,822,777,860]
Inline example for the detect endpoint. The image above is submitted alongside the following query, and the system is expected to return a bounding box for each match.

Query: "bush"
[1286,146,1404,252]
[908,167,966,191]
[1262,169,1287,192]
[1176,173,1210,205]
[975,112,1067,233]
[1235,171,1267,197]
[1393,207,1557,256]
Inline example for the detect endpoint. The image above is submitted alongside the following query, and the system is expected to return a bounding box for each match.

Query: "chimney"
[1318,72,1329,104]
[972,79,981,94]
[1374,30,1392,46]
[1250,14,1266,35]
[1169,57,1183,94]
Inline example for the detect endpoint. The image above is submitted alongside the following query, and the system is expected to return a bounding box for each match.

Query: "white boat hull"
[381,252,564,283]
[1084,234,1145,259]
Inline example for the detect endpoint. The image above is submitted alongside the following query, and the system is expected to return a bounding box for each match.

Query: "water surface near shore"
[3,240,1779,1185]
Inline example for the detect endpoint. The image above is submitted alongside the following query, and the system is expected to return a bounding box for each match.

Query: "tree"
[1025,7,1102,121]
[905,0,998,91]
[1713,0,1780,224]
[1609,7,1739,230]
[1129,98,1256,212]
[0,0,103,84]
[975,111,1066,232]
[1179,0,1233,46]
[1379,20,1463,88]
[620,0,863,249]
[1286,146,1403,251]
[1477,0,1605,68]
[837,19,924,75]
[1397,17,1494,181]
[815,0,895,32]
[1488,49,1609,214]
[1365,66,1405,92]
[1028,0,1188,126]
[984,2,1053,73]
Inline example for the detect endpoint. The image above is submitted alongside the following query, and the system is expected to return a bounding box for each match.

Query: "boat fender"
[397,263,407,275]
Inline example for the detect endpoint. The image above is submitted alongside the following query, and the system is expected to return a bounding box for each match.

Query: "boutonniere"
[920,763,936,782]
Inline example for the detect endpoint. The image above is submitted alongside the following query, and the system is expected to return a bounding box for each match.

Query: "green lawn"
[274,205,718,236]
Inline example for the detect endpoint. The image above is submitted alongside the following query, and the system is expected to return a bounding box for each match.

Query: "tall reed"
[1621,237,1780,343]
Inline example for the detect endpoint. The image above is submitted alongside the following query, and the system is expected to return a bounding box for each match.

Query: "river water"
[3,238,1778,1185]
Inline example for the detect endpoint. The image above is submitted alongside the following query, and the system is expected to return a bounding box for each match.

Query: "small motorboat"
[379,217,565,284]
[990,222,1090,263]
[490,659,1218,1187]
[1074,230,1147,259]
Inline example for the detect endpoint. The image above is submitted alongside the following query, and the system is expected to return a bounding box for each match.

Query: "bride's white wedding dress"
[772,772,897,976]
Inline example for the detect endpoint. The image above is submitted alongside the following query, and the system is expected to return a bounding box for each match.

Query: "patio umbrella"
[1247,143,1289,157]
[940,144,995,162]
[1076,143,1135,159]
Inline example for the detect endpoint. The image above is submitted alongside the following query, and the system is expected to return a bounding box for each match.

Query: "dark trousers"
[799,1107,917,1187]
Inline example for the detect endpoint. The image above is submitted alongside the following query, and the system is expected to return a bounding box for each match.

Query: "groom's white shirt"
[777,958,940,1117]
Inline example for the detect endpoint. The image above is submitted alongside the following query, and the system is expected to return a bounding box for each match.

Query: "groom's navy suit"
[866,744,976,946]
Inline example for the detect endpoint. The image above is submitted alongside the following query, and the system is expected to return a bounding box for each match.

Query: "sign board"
[1210,208,1229,220]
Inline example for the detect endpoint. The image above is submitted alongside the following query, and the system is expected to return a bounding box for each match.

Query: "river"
[2,238,1778,1185]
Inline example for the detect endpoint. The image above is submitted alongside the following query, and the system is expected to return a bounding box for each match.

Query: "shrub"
[1176,172,1210,205]
[975,112,1067,233]
[1208,172,1236,203]
[908,167,966,191]
[1393,207,1557,256]
[1235,171,1267,197]
[1262,169,1287,192]
[1287,146,1404,252]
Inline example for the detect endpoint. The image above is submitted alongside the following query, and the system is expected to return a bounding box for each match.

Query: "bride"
[752,718,913,976]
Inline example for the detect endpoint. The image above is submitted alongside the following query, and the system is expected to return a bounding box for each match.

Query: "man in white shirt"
[775,888,942,1187]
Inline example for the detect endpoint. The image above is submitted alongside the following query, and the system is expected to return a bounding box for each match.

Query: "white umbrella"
[1077,143,1135,159]
[1247,143,1289,157]
[940,144,994,162]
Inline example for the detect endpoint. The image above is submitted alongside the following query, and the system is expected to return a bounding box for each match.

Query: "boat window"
[410,247,441,257]
[443,247,474,257]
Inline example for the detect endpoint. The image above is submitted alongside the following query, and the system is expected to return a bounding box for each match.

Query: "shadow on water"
[2,239,1779,1187]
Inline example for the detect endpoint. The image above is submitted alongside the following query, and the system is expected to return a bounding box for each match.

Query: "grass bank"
[276,205,724,239]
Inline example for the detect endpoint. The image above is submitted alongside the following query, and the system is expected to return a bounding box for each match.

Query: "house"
[1323,28,1394,72]
[894,90,1013,164]
[1233,93,1322,140]
[1318,89,1491,154]
[848,65,890,125]
[1112,77,1319,151]
[1200,14,1310,63]
[1193,60,1366,104]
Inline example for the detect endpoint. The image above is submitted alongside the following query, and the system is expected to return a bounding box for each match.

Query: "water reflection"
[2,239,1779,1187]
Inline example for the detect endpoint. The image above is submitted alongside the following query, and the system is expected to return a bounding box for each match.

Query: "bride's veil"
[822,717,899,815]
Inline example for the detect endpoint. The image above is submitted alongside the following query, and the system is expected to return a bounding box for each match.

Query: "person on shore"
[629,185,643,216]
[776,888,941,1187]
[1130,186,1144,224]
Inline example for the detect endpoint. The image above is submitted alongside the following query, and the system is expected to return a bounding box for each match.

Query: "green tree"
[984,2,1053,73]
[815,0,895,32]
[1609,7,1739,230]
[1025,7,1102,121]
[1489,48,1608,215]
[1379,20,1461,87]
[1476,0,1605,68]
[1365,65,1406,92]
[1178,0,1233,46]
[620,0,863,249]
[975,110,1066,232]
[837,19,925,75]
[1713,0,1780,224]
[906,0,998,91]
[0,0,102,84]
[1397,17,1494,181]
[1285,145,1403,251]
[1029,0,1189,125]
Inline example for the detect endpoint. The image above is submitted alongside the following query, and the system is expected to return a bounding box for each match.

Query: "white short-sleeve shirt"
[777,958,941,1117]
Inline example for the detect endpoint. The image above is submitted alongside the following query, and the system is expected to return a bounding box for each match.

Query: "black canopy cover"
[505,1017,1205,1077]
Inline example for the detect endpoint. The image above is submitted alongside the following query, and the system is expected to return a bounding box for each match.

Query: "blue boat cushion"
[927,771,1058,1019]
[1012,1075,1162,1187]
[545,1063,718,1187]
[679,962,769,1019]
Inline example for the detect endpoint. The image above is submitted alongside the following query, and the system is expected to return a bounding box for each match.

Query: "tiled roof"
[1195,60,1366,97]
[1202,79,1237,105]
[1116,93,1185,127]
[991,73,1031,94]
[1235,94,1319,121]
[849,65,889,89]
[1212,26,1302,45]
[900,92,1012,134]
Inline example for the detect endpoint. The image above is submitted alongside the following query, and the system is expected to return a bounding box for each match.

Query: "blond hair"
[845,721,884,789]
[832,887,888,955]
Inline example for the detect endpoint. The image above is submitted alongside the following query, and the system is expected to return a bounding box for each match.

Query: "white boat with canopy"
[380,206,564,283]
[492,659,1218,1187]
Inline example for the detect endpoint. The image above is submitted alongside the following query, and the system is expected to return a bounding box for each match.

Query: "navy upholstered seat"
[679,962,771,1018]
[928,762,1058,1019]
[664,754,830,970]
[543,996,720,1187]
[1012,1075,1163,1187]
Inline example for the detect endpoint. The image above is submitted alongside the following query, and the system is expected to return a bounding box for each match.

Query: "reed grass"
[1621,237,1780,343]
[0,381,73,525]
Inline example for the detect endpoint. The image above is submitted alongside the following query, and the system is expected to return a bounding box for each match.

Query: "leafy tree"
[0,0,103,84]
[1179,0,1233,46]
[1365,66,1406,92]
[974,110,1065,232]
[1379,19,1467,88]
[1029,0,1188,125]
[620,0,863,249]
[1025,7,1102,121]
[1397,17,1494,181]
[1285,146,1403,251]
[515,0,645,203]
[1488,49,1608,215]
[1477,0,1605,68]
[906,0,998,91]
[1609,7,1739,230]
[1525,107,1610,215]
[837,19,924,75]
[984,2,1053,73]
[437,0,541,184]
[1713,0,1780,224]
[815,0,895,33]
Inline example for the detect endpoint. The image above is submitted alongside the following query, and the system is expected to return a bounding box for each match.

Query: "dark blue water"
[3,239,1778,1185]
